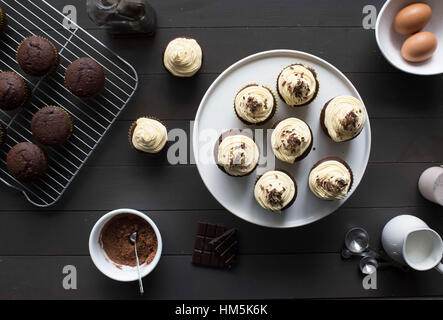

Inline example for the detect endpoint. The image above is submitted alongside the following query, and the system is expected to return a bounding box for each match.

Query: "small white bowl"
[376,0,443,75]
[89,208,162,282]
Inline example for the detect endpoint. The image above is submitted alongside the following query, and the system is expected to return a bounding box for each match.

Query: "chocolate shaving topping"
[341,111,358,130]
[316,178,348,193]
[245,96,262,113]
[285,133,301,152]
[288,78,310,99]
[266,188,284,206]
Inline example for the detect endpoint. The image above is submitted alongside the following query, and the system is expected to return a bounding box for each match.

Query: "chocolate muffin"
[320,96,367,143]
[0,7,8,34]
[214,129,260,177]
[308,157,354,201]
[254,169,297,212]
[0,72,28,111]
[17,36,59,77]
[65,57,105,98]
[271,117,313,164]
[31,106,73,146]
[277,64,319,107]
[0,122,6,145]
[234,84,277,126]
[128,116,168,154]
[7,142,47,183]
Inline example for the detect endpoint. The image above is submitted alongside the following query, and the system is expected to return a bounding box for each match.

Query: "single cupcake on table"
[277,64,319,107]
[308,157,353,201]
[7,142,48,183]
[65,57,105,98]
[31,106,73,146]
[163,37,202,77]
[17,36,59,77]
[234,84,277,125]
[321,95,367,142]
[214,129,259,177]
[0,7,8,34]
[0,122,6,145]
[129,117,168,154]
[0,72,28,111]
[254,170,297,212]
[271,117,313,164]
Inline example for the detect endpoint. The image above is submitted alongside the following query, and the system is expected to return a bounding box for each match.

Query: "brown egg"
[401,31,438,62]
[394,3,432,35]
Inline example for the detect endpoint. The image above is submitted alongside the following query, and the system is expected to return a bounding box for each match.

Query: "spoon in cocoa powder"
[130,232,144,295]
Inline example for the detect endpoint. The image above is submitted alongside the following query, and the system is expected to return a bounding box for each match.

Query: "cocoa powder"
[100,213,158,267]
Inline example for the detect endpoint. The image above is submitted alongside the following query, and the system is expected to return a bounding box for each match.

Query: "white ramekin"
[89,208,162,282]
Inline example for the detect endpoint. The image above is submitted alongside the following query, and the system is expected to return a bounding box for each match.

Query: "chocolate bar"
[192,222,238,269]
[192,222,226,268]
[210,228,238,266]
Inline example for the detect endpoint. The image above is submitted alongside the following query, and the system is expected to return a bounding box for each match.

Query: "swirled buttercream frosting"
[163,37,202,77]
[323,95,367,142]
[277,64,318,106]
[254,170,296,212]
[217,134,259,176]
[234,85,275,124]
[271,118,312,163]
[131,118,167,153]
[308,159,352,200]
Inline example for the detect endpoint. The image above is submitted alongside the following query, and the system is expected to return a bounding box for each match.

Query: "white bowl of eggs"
[376,0,442,75]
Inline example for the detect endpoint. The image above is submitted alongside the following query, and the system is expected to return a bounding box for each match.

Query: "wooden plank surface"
[1,207,442,256]
[2,254,443,300]
[0,0,442,300]
[58,0,386,29]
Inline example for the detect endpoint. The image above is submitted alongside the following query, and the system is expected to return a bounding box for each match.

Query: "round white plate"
[193,50,371,228]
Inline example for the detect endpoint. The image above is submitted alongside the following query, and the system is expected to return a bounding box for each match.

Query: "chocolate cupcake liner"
[276,63,320,107]
[233,83,278,126]
[214,129,259,177]
[162,37,203,78]
[320,98,364,143]
[0,71,30,111]
[0,8,8,34]
[310,156,354,195]
[0,122,7,146]
[271,117,313,163]
[128,116,168,155]
[16,35,60,77]
[254,168,297,211]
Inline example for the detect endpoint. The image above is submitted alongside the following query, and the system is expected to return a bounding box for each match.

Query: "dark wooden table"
[1,0,443,299]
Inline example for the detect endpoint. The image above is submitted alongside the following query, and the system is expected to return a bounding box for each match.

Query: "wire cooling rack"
[0,0,138,207]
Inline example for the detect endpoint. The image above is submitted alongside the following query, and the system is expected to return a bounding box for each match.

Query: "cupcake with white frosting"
[234,84,277,125]
[129,117,168,154]
[214,129,259,177]
[271,117,313,164]
[308,157,353,201]
[254,170,297,212]
[321,95,367,142]
[163,37,203,77]
[277,64,319,107]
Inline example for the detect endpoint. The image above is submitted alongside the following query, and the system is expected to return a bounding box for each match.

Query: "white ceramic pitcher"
[382,215,443,273]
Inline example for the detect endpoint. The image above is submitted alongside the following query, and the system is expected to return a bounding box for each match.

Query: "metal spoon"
[130,232,144,295]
